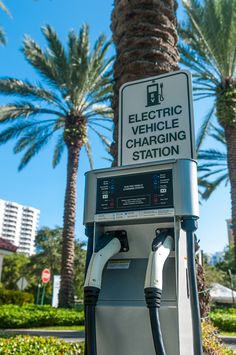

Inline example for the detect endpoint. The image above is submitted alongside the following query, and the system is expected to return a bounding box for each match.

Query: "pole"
[36,284,41,305]
[228,269,235,306]
[41,284,46,305]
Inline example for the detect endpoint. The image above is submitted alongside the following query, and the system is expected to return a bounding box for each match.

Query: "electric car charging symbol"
[146,82,164,107]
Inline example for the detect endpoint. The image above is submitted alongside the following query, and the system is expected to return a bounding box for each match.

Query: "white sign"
[52,275,61,308]
[118,71,195,166]
[17,277,28,291]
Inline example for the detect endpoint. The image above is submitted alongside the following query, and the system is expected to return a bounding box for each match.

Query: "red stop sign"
[41,268,51,283]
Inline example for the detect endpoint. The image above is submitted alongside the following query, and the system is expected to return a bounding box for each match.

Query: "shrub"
[0,289,34,305]
[210,308,236,332]
[202,320,235,355]
[0,304,84,329]
[0,335,84,354]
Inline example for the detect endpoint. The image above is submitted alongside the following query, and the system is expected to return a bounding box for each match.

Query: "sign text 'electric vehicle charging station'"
[83,70,203,355]
[118,71,195,166]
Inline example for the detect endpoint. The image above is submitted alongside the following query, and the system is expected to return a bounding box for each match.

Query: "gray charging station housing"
[83,159,199,355]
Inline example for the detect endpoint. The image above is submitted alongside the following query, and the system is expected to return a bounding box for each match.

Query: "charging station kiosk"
[83,72,203,355]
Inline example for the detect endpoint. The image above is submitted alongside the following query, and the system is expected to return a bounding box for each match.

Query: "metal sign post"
[41,268,51,305]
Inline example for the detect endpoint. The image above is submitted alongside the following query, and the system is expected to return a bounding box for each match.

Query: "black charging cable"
[144,229,173,355]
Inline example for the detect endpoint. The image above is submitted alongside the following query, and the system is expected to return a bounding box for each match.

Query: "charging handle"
[107,230,129,252]
[96,230,129,253]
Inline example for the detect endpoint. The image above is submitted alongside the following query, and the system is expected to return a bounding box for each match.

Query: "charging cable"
[144,229,174,355]
[84,230,129,355]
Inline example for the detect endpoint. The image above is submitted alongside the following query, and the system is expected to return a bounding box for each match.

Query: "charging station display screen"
[96,170,173,214]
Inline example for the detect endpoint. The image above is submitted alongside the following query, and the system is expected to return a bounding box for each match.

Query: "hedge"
[0,335,84,354]
[210,308,236,332]
[202,320,235,355]
[0,321,234,354]
[0,305,84,329]
[0,324,234,355]
[0,289,34,305]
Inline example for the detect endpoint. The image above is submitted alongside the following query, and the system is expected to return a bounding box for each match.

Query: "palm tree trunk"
[110,0,179,163]
[224,126,236,260]
[110,0,209,320]
[59,145,80,308]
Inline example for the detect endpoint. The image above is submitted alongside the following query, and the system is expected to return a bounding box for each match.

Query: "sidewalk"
[220,335,236,352]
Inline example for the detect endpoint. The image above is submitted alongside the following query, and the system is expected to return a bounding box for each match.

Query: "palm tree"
[110,0,180,163]
[110,1,212,341]
[198,126,228,199]
[0,24,113,307]
[178,0,236,259]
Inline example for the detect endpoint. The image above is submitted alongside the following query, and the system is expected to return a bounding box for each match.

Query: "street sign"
[17,277,28,290]
[52,275,61,308]
[41,268,51,284]
[118,70,195,166]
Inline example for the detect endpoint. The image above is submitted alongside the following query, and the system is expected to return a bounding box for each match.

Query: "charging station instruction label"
[118,71,195,166]
[96,170,174,220]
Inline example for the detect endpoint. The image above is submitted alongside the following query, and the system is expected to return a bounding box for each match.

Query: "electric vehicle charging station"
[83,71,203,355]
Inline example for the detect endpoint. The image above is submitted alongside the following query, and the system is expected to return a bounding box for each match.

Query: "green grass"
[30,325,85,331]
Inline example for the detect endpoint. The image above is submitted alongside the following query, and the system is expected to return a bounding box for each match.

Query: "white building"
[0,199,40,255]
[206,251,224,266]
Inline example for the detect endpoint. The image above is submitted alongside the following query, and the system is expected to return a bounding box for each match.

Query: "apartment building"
[0,199,40,255]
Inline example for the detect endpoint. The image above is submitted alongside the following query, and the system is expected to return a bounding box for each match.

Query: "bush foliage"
[202,320,235,355]
[210,308,236,332]
[0,335,84,354]
[0,305,84,329]
[0,322,234,355]
[0,289,34,305]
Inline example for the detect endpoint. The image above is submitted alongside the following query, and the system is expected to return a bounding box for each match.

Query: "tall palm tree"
[0,24,113,307]
[110,1,212,340]
[198,126,228,200]
[178,0,236,258]
[110,0,180,163]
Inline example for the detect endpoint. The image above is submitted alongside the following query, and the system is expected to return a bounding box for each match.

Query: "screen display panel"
[96,170,173,214]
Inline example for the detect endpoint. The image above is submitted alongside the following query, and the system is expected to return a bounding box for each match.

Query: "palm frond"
[198,149,227,161]
[52,134,65,168]
[86,106,113,119]
[0,79,66,111]
[196,105,215,150]
[68,30,79,87]
[42,25,69,86]
[69,24,89,94]
[22,36,60,89]
[209,125,225,144]
[0,102,63,123]
[0,120,55,146]
[13,123,56,154]
[180,0,236,78]
[89,126,111,148]
[181,1,223,76]
[84,140,93,169]
[18,130,54,170]
[199,172,229,200]
[88,121,112,132]
[0,1,11,17]
[199,167,227,180]
[0,27,6,45]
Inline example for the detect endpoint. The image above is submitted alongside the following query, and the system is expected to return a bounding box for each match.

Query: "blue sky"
[0,0,230,254]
